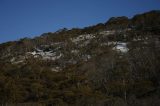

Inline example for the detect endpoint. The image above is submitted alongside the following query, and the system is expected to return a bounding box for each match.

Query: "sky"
[0,0,160,43]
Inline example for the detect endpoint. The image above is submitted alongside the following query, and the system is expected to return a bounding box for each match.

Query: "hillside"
[0,10,160,106]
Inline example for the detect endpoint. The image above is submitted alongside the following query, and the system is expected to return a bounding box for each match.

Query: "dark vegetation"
[0,10,160,106]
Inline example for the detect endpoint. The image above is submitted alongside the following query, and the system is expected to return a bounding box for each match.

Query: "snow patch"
[113,42,128,53]
[99,30,116,36]
[27,48,63,61]
[71,50,79,54]
[51,67,61,72]
[71,34,95,44]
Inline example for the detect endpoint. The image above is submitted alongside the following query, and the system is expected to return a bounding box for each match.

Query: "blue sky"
[0,0,160,43]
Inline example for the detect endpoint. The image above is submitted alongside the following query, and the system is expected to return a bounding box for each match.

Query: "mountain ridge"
[1,10,160,45]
